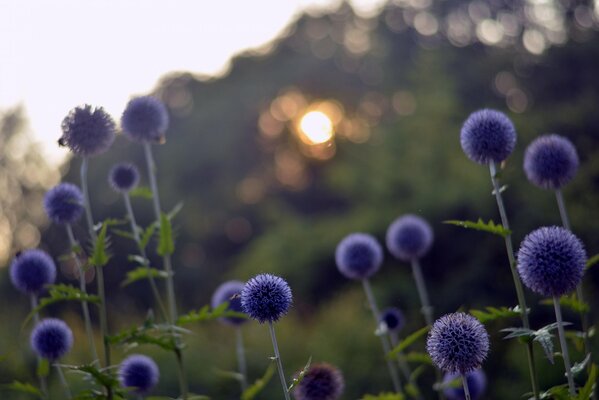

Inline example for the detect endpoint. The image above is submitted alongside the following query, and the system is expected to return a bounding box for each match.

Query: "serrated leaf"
[502,322,571,363]
[444,218,511,238]
[360,393,405,400]
[241,362,275,400]
[577,363,597,400]
[129,186,153,199]
[387,326,430,359]
[537,384,570,399]
[36,358,49,378]
[140,223,157,251]
[121,267,168,287]
[157,213,174,256]
[89,221,111,267]
[288,356,312,392]
[62,363,119,389]
[586,254,599,270]
[534,329,555,364]
[1,380,43,397]
[176,303,248,326]
[112,229,136,241]
[571,354,591,376]
[470,306,523,323]
[106,322,178,352]
[24,284,100,326]
[540,294,589,314]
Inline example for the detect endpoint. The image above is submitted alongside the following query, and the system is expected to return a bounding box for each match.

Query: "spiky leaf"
[577,363,597,400]
[121,267,168,287]
[470,306,523,323]
[89,221,111,267]
[540,294,589,314]
[129,186,153,199]
[241,363,276,400]
[287,356,312,392]
[403,352,432,365]
[140,223,157,251]
[387,326,430,359]
[157,213,174,256]
[176,303,247,326]
[1,380,43,398]
[444,218,511,238]
[24,284,100,326]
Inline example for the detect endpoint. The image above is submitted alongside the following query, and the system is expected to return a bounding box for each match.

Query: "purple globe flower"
[241,274,292,323]
[118,354,160,394]
[426,313,489,374]
[121,96,169,143]
[517,226,586,297]
[386,215,433,262]
[30,318,73,361]
[293,363,344,400]
[443,369,487,400]
[524,134,579,190]
[460,109,517,165]
[335,233,383,280]
[59,105,116,156]
[43,183,84,225]
[10,249,56,294]
[380,307,405,333]
[211,280,248,326]
[109,163,140,193]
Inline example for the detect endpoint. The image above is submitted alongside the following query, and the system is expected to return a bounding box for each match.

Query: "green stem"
[65,224,98,362]
[410,259,433,326]
[553,297,576,395]
[461,374,471,400]
[123,192,168,320]
[30,294,48,398]
[175,348,188,400]
[236,327,248,392]
[268,322,291,400]
[55,364,72,399]
[489,161,539,400]
[361,279,403,394]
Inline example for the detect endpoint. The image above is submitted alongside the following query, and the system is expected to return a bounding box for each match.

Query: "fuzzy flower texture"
[109,163,140,193]
[121,96,169,143]
[119,354,160,394]
[460,109,516,165]
[293,363,344,400]
[44,183,84,225]
[427,313,489,374]
[211,280,248,326]
[241,274,292,323]
[10,249,56,294]
[59,105,116,157]
[386,214,433,262]
[30,318,73,361]
[517,226,586,297]
[524,134,579,190]
[335,233,383,280]
[443,369,487,400]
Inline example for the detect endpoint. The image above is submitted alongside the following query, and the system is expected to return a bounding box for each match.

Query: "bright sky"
[0,0,386,164]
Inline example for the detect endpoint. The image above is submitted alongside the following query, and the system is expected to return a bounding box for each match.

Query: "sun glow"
[298,110,334,145]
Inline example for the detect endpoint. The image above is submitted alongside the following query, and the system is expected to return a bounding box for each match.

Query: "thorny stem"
[489,161,539,400]
[553,297,576,396]
[362,279,404,395]
[30,294,48,398]
[462,374,472,400]
[268,322,291,400]
[236,327,249,392]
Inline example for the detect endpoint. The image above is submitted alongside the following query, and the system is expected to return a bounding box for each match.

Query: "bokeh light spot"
[298,111,334,145]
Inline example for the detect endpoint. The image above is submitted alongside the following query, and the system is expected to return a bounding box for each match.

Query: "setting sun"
[298,110,334,145]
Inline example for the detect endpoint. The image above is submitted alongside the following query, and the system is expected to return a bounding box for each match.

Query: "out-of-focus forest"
[1,1,599,398]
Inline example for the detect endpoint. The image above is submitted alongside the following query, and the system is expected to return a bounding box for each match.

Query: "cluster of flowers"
[5,99,592,400]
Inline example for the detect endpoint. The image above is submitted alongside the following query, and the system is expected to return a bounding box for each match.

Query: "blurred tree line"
[2,1,599,398]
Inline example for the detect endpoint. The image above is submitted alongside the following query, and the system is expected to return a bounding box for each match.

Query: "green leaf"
[470,306,523,323]
[403,352,432,365]
[443,218,511,238]
[167,202,184,220]
[62,363,119,389]
[106,322,178,352]
[140,223,157,251]
[586,254,599,270]
[577,363,597,400]
[360,393,405,400]
[121,267,168,288]
[387,326,430,360]
[157,212,174,256]
[571,354,591,376]
[89,221,111,267]
[36,358,49,378]
[24,284,100,326]
[176,303,248,326]
[540,294,589,314]
[287,356,312,392]
[502,322,570,364]
[129,186,153,199]
[538,384,570,399]
[1,380,43,397]
[111,229,135,241]
[241,362,276,400]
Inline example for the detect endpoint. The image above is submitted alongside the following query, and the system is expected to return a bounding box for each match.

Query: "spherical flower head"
[335,233,383,280]
[241,273,292,323]
[30,318,73,361]
[517,226,586,297]
[524,134,579,190]
[380,307,405,333]
[109,163,140,193]
[121,96,169,143]
[426,313,489,374]
[386,214,433,261]
[60,105,116,156]
[118,354,160,394]
[211,280,248,326]
[10,249,56,294]
[44,183,84,225]
[460,109,517,165]
[443,369,487,400]
[293,363,344,400]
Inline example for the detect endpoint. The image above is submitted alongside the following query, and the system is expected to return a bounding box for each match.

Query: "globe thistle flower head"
[59,104,116,156]
[426,313,489,374]
[293,363,344,400]
[121,96,169,143]
[211,280,248,326]
[517,226,586,297]
[109,163,140,193]
[10,249,56,294]
[443,369,487,400]
[43,183,84,225]
[460,109,517,164]
[30,318,73,361]
[118,354,160,394]
[524,134,579,190]
[386,214,433,261]
[241,274,292,323]
[380,307,405,333]
[335,233,383,280]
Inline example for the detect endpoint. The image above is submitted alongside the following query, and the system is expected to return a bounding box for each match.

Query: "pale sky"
[0,0,386,164]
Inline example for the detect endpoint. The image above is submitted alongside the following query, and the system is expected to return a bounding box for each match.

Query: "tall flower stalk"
[30,295,48,397]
